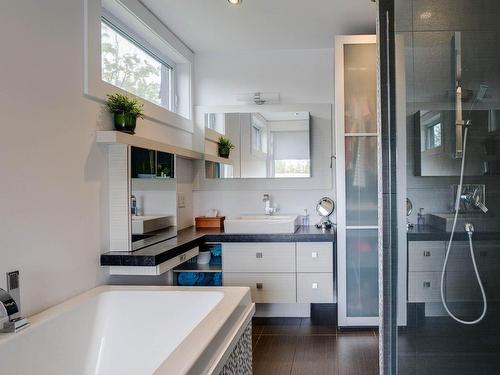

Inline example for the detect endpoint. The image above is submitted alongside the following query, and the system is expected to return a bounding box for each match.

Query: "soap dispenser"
[302,209,310,226]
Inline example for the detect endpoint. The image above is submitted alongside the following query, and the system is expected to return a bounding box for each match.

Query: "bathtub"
[0,285,254,375]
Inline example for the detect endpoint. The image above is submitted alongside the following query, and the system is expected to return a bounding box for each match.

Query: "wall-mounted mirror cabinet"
[204,111,311,179]
[413,110,500,176]
[130,146,177,250]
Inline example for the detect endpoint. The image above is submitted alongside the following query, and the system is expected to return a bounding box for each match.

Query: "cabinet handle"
[423,251,431,257]
[256,252,263,259]
[256,283,263,290]
[312,282,318,289]
[423,281,431,288]
[311,252,318,259]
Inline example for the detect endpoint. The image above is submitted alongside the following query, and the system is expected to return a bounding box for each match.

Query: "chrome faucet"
[459,186,488,213]
[263,194,277,216]
[0,289,29,333]
[131,195,138,216]
[1,271,30,333]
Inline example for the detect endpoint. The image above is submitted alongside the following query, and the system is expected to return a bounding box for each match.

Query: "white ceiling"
[139,0,377,52]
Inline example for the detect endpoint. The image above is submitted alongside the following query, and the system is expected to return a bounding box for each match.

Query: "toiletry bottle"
[417,208,425,226]
[302,209,310,226]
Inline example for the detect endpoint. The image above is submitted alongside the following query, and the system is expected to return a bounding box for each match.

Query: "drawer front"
[408,242,445,272]
[296,242,334,273]
[222,243,296,273]
[223,273,296,303]
[297,273,334,303]
[408,271,441,302]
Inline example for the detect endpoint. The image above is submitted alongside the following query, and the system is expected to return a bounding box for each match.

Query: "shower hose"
[440,126,488,325]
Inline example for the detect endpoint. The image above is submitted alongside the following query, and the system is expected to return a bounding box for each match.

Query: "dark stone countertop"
[101,225,335,267]
[407,225,500,241]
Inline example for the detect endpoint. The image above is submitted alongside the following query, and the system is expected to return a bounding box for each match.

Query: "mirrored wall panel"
[130,146,177,250]
[204,111,311,179]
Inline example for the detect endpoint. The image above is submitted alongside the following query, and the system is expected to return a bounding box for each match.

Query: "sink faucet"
[263,193,277,216]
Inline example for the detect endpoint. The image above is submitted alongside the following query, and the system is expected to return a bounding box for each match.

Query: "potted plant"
[106,93,144,134]
[218,136,235,158]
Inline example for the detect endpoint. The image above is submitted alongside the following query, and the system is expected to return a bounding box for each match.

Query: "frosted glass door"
[335,37,379,327]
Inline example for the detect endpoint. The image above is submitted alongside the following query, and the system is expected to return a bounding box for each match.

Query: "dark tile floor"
[398,303,500,375]
[252,305,379,375]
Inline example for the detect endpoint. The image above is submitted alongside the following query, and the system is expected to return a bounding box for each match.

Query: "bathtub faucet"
[0,288,29,333]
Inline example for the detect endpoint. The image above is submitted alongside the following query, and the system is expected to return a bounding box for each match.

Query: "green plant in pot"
[218,136,235,158]
[106,93,144,134]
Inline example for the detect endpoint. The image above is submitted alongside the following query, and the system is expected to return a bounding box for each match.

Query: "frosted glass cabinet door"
[346,229,379,317]
[345,136,378,226]
[344,44,377,134]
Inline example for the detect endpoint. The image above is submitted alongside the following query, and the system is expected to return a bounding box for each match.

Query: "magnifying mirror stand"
[316,217,333,230]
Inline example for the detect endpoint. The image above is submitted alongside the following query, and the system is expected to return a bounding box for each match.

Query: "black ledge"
[101,225,335,267]
[407,225,500,242]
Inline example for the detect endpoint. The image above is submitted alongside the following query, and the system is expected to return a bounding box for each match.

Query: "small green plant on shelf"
[106,93,144,134]
[217,136,235,158]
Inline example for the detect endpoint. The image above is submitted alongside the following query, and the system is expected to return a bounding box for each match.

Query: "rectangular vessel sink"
[132,215,172,234]
[224,215,300,234]
[427,213,500,233]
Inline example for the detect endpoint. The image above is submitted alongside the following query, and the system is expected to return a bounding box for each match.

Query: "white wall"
[0,0,194,315]
[194,49,335,220]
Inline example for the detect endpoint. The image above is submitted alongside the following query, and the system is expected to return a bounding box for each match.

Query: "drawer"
[296,242,333,273]
[408,271,441,302]
[297,273,334,303]
[223,273,296,303]
[222,243,295,273]
[408,242,445,272]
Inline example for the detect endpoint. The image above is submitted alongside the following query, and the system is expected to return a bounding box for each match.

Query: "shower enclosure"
[379,0,500,374]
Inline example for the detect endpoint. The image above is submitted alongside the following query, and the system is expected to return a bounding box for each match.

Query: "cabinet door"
[296,242,334,273]
[222,243,296,273]
[223,273,296,303]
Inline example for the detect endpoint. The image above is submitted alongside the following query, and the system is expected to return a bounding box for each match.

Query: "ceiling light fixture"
[227,0,242,5]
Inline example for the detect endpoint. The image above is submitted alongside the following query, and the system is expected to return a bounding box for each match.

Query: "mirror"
[406,198,413,217]
[315,197,335,229]
[413,110,500,176]
[130,146,177,250]
[204,111,311,179]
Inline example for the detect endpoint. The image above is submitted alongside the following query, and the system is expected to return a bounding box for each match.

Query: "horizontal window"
[101,18,173,110]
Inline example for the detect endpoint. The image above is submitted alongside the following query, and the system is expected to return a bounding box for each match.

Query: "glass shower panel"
[346,228,379,317]
[344,44,378,134]
[345,136,378,226]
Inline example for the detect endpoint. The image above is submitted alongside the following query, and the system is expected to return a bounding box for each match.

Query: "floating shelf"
[204,154,233,165]
[96,130,203,160]
[173,263,222,273]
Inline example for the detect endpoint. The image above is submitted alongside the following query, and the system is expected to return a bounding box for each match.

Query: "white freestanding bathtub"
[0,286,254,375]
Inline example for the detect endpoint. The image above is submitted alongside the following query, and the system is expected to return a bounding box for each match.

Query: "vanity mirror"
[204,111,311,179]
[130,146,177,250]
[316,197,335,229]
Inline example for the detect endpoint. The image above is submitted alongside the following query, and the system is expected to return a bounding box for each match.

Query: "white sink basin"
[132,215,173,234]
[224,214,300,234]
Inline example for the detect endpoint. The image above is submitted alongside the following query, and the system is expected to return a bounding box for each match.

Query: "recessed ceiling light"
[227,0,242,5]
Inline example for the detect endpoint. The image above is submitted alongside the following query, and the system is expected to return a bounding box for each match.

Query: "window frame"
[84,0,194,131]
[100,13,176,112]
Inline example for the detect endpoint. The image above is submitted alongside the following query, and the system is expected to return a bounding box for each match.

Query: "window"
[101,18,174,110]
[252,125,262,151]
[274,160,311,178]
[426,122,442,149]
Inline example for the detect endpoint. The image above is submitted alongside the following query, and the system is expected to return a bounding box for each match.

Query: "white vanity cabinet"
[222,242,334,304]
[408,240,500,303]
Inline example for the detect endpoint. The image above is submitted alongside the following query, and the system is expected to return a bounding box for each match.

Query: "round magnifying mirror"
[316,197,335,229]
[406,198,413,217]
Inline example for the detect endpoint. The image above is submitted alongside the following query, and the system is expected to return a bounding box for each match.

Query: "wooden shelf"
[96,131,203,160]
[173,263,222,273]
[204,154,233,165]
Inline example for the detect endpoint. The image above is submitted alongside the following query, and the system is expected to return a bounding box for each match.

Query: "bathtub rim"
[0,285,254,375]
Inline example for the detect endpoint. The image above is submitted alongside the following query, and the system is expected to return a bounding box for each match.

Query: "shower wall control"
[451,184,486,212]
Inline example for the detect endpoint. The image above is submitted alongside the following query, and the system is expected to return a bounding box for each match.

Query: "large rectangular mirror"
[129,146,177,250]
[413,110,500,176]
[204,112,311,179]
